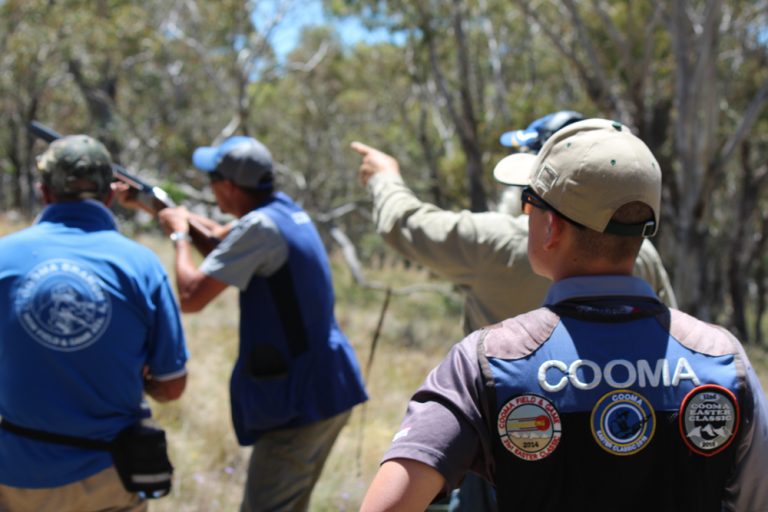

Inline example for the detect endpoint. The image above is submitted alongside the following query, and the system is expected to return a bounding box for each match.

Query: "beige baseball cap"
[493,118,661,237]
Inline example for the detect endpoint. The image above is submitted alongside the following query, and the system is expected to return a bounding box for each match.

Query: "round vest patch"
[679,384,739,456]
[591,389,655,456]
[15,259,112,352]
[497,394,562,461]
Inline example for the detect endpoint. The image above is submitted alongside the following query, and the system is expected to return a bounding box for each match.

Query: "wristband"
[169,231,191,245]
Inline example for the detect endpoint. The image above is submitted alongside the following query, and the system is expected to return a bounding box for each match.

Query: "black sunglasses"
[521,186,656,236]
[520,187,552,214]
[520,187,587,230]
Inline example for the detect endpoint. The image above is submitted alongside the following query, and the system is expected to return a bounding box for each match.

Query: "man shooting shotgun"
[121,134,368,512]
[28,121,219,256]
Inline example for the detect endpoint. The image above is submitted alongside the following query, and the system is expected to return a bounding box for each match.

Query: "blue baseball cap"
[193,136,274,189]
[500,110,584,153]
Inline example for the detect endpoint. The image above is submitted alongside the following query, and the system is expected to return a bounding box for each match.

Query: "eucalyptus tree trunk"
[418,1,487,212]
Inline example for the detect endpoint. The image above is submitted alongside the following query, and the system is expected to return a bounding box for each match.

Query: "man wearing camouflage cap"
[0,135,188,511]
[360,119,768,511]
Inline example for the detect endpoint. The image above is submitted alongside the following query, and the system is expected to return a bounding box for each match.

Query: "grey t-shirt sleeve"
[381,333,494,490]
[723,342,768,510]
[199,210,289,290]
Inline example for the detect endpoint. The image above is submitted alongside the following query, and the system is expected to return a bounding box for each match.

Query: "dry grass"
[136,231,464,512]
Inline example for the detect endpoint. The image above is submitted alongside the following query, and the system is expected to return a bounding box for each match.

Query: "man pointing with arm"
[351,112,676,336]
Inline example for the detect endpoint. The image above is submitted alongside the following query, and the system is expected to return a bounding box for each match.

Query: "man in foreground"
[351,112,677,511]
[153,136,368,511]
[0,135,188,511]
[359,119,768,511]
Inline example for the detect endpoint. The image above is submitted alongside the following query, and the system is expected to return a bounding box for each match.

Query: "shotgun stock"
[28,121,219,256]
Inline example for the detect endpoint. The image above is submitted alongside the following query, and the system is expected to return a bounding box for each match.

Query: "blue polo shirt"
[0,200,188,488]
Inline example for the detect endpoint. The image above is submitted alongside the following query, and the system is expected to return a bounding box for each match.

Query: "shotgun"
[29,121,219,256]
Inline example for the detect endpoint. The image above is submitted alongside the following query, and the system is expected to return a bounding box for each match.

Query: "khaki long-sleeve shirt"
[368,173,678,333]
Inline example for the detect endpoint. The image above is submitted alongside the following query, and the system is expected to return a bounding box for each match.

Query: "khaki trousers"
[0,466,146,512]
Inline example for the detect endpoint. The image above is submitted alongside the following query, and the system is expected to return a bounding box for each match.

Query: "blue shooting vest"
[229,193,367,444]
[486,296,742,511]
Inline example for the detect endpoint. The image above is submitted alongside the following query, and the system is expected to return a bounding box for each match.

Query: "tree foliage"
[1,0,767,341]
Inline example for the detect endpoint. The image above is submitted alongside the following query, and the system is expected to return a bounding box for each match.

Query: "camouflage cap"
[37,135,113,199]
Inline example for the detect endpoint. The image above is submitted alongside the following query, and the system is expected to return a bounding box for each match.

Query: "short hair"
[238,182,275,201]
[566,202,653,263]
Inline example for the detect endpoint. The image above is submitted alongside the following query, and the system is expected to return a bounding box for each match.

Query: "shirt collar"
[36,199,118,232]
[544,275,658,306]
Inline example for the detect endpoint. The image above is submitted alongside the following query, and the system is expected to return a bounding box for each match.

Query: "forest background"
[1,0,768,509]
[2,0,768,339]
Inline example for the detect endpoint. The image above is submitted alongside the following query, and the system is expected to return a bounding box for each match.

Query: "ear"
[542,211,566,250]
[39,183,53,205]
[103,188,115,206]
[220,178,242,199]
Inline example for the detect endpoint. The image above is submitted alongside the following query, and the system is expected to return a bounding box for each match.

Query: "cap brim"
[499,131,518,147]
[492,153,537,186]
[192,146,219,172]
[499,128,539,149]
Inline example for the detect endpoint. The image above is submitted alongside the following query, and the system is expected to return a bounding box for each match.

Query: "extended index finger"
[350,141,374,156]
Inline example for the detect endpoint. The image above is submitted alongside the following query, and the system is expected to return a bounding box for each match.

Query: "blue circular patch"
[15,259,112,352]
[591,389,655,456]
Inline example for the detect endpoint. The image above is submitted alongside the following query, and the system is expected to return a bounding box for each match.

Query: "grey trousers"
[240,410,351,512]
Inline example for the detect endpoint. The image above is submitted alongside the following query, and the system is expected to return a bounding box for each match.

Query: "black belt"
[0,417,110,450]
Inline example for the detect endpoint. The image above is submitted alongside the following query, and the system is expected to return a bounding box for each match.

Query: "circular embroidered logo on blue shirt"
[15,259,111,352]
[679,384,739,457]
[497,394,562,461]
[591,389,655,456]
